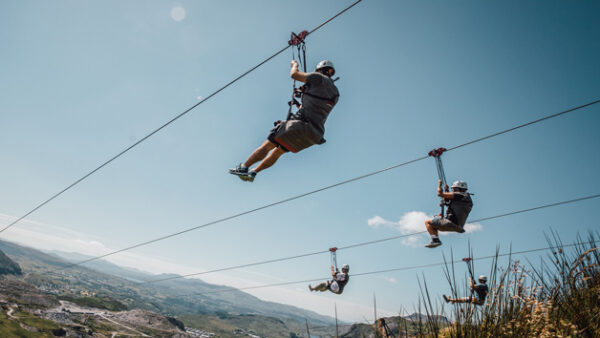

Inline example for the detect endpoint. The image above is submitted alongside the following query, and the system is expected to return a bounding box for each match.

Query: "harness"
[335,274,349,293]
[297,84,339,107]
[462,256,476,300]
[287,31,339,114]
[272,31,337,153]
[428,147,450,216]
[329,246,338,270]
[287,31,308,119]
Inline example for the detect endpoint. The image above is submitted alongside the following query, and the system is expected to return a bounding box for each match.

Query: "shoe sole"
[229,170,247,176]
[229,169,250,181]
[425,242,442,248]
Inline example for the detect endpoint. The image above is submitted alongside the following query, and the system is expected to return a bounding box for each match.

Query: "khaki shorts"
[431,217,465,233]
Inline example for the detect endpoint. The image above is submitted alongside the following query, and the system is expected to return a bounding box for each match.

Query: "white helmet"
[478,275,487,283]
[315,60,335,76]
[341,264,349,271]
[451,180,468,190]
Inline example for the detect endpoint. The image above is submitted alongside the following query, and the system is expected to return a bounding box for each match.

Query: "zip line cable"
[177,240,597,297]
[0,0,365,235]
[135,194,599,285]
[44,99,600,274]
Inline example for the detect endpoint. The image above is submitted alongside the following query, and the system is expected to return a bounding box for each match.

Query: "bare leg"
[311,281,329,292]
[243,140,277,168]
[253,147,286,173]
[449,297,472,304]
[425,219,439,236]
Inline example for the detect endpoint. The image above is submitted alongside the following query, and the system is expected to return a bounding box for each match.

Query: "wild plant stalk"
[415,232,599,337]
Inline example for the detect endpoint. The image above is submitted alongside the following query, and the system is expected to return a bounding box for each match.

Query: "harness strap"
[329,247,338,270]
[301,90,338,106]
[463,255,476,299]
[429,147,449,215]
[287,31,307,120]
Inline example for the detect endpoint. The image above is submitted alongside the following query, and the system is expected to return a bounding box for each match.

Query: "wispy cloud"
[383,276,398,284]
[367,211,482,247]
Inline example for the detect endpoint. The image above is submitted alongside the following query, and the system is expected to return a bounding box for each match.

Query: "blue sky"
[0,0,599,322]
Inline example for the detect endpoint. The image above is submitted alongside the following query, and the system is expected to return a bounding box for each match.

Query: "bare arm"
[436,180,454,200]
[290,60,308,82]
[330,266,337,278]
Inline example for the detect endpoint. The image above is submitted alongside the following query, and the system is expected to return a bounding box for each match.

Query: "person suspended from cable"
[308,263,350,295]
[424,147,473,248]
[424,179,473,248]
[443,275,488,305]
[229,32,339,182]
[309,248,348,294]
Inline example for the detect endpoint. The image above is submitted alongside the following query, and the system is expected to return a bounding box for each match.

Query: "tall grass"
[414,232,599,337]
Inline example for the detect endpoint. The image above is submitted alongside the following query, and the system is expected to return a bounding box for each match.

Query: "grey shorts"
[267,122,291,152]
[430,217,465,233]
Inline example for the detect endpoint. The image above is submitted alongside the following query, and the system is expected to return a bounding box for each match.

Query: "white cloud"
[367,212,482,247]
[383,276,398,284]
[401,235,422,248]
[367,211,428,234]
[170,6,186,22]
[367,215,395,228]
[463,222,482,233]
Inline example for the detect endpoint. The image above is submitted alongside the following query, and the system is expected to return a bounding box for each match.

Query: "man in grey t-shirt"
[424,180,473,248]
[229,59,339,182]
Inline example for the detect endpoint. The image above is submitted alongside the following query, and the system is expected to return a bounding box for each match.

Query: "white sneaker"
[425,238,442,248]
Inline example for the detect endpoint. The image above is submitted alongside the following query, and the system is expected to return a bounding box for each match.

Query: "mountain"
[0,277,191,337]
[44,248,337,326]
[0,239,339,336]
[403,312,450,324]
[337,314,450,337]
[48,250,155,283]
[0,249,21,275]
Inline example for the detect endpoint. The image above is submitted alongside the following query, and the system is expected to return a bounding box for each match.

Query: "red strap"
[428,147,447,158]
[288,30,308,46]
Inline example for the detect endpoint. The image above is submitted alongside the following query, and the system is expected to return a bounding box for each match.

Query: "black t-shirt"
[474,284,488,302]
[446,192,473,226]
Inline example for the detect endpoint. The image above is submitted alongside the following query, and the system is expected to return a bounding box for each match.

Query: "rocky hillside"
[0,293,191,336]
[0,239,340,336]
[335,314,450,337]
[0,249,21,275]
